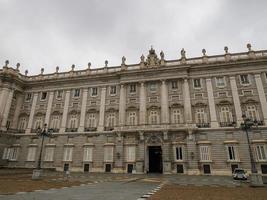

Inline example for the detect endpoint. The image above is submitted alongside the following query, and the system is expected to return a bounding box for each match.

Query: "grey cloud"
[0,0,267,75]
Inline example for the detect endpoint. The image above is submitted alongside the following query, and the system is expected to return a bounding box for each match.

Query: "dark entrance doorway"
[84,164,90,172]
[148,146,162,173]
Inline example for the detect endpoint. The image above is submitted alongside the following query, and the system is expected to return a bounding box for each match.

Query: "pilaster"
[230,76,243,125]
[11,93,24,129]
[1,89,14,130]
[139,82,147,125]
[254,74,267,125]
[44,91,54,127]
[161,80,169,124]
[97,87,106,131]
[183,78,192,123]
[206,78,219,128]
[78,88,88,132]
[118,84,126,126]
[26,93,38,134]
[60,90,70,133]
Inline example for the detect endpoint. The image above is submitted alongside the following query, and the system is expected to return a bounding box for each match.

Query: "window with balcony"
[149,82,157,92]
[149,110,159,124]
[50,116,60,131]
[195,108,207,124]
[199,146,211,161]
[6,147,19,161]
[219,106,233,126]
[172,109,182,124]
[193,79,201,88]
[240,74,250,85]
[226,145,238,161]
[216,77,226,87]
[69,115,78,129]
[63,147,73,161]
[83,147,93,162]
[34,117,43,129]
[129,84,136,93]
[126,146,136,162]
[44,147,54,161]
[256,145,266,161]
[110,86,117,95]
[18,118,27,130]
[128,112,137,126]
[27,147,37,161]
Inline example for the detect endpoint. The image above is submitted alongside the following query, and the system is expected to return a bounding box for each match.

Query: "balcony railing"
[65,128,78,132]
[104,127,114,131]
[84,127,97,132]
[17,129,26,133]
[220,122,236,127]
[196,123,210,128]
[254,120,265,126]
[49,128,59,133]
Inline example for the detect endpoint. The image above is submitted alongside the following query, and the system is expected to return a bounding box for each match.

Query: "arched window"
[149,110,159,124]
[50,116,60,129]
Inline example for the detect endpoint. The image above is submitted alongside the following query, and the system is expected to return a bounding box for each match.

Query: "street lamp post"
[32,123,52,179]
[241,114,263,186]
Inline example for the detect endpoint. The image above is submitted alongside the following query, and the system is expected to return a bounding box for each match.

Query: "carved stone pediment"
[171,132,186,142]
[146,133,162,144]
[145,47,160,67]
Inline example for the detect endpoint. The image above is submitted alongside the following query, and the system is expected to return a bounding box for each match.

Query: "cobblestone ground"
[148,184,267,200]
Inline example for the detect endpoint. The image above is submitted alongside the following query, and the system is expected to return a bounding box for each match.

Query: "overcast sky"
[0,0,267,75]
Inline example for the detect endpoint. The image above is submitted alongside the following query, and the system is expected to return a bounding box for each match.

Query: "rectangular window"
[104,146,114,162]
[149,83,157,92]
[25,93,32,101]
[246,105,259,121]
[74,89,80,97]
[41,92,47,100]
[171,81,178,89]
[149,110,159,124]
[63,147,73,161]
[107,113,116,127]
[88,114,96,128]
[175,146,183,160]
[227,146,238,161]
[128,112,137,126]
[193,79,201,88]
[220,106,232,123]
[129,84,136,93]
[256,145,266,161]
[240,74,250,85]
[91,87,98,96]
[83,147,93,162]
[44,147,54,161]
[200,146,211,161]
[126,146,136,162]
[110,86,117,95]
[2,147,9,159]
[195,108,207,124]
[56,90,63,99]
[173,109,182,124]
[9,147,18,161]
[27,147,37,161]
[216,77,225,87]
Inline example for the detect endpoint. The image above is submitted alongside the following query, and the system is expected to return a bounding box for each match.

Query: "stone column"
[11,93,24,129]
[254,74,267,125]
[183,79,192,123]
[1,89,14,130]
[118,84,126,126]
[161,80,169,124]
[78,88,88,132]
[206,78,219,128]
[114,133,124,173]
[26,93,38,134]
[44,91,54,127]
[230,76,243,125]
[60,90,70,133]
[162,131,171,174]
[97,87,106,131]
[139,82,147,125]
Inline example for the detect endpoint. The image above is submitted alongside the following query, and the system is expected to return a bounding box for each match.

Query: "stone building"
[0,45,267,175]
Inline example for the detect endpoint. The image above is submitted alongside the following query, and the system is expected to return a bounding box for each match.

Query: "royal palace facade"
[0,45,267,176]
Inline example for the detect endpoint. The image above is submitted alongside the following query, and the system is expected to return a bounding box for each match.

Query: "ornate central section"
[146,47,160,67]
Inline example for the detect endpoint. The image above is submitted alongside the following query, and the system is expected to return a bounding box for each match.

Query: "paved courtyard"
[0,169,265,200]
